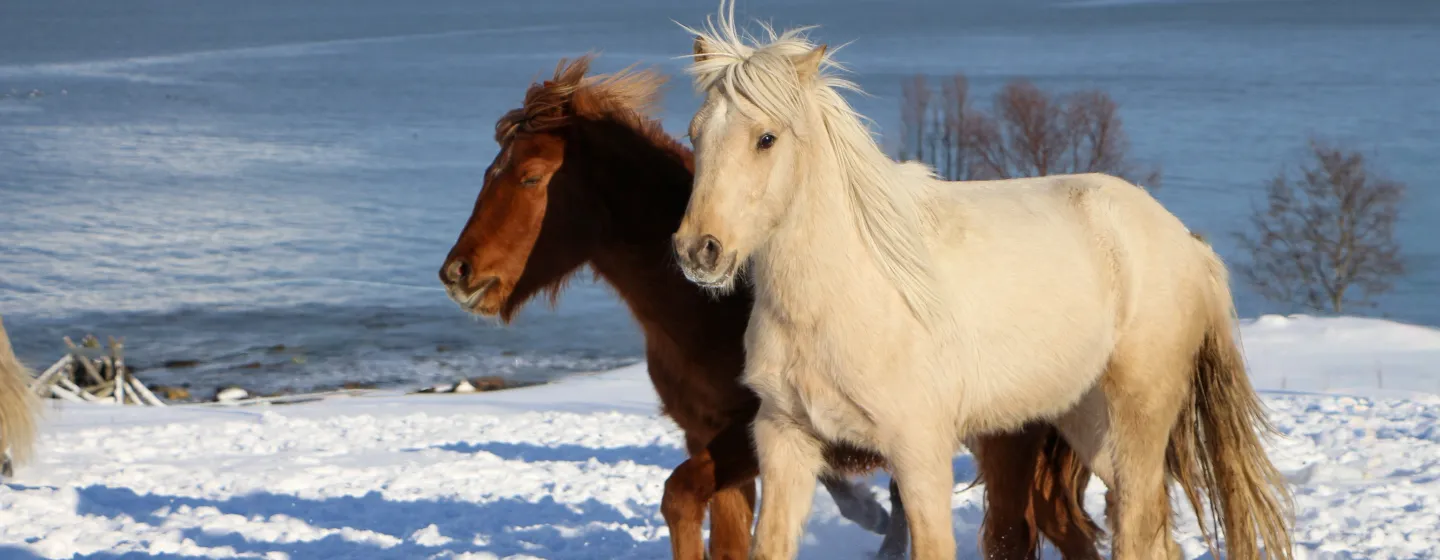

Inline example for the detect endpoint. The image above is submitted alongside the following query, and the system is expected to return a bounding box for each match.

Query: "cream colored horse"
[0,315,41,479]
[670,4,1293,560]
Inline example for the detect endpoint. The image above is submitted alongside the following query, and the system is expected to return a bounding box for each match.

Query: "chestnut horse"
[439,56,1101,559]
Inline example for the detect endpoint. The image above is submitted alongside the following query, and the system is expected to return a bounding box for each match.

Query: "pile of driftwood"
[29,335,166,406]
[412,376,538,395]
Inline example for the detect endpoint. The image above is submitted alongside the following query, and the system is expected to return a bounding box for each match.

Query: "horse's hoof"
[872,541,907,560]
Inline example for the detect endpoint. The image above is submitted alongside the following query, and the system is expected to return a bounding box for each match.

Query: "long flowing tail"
[1034,428,1103,553]
[0,315,41,472]
[1167,246,1294,560]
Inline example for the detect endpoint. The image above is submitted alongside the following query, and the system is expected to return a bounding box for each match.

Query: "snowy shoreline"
[1,314,1437,559]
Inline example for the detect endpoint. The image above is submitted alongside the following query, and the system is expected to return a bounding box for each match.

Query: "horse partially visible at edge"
[437,56,1103,560]
[0,315,42,479]
[671,4,1294,559]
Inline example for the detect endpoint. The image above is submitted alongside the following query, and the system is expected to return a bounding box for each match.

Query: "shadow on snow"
[69,485,668,559]
[428,440,686,469]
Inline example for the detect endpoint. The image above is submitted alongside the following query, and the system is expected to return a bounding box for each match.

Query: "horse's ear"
[693,35,715,62]
[792,44,827,81]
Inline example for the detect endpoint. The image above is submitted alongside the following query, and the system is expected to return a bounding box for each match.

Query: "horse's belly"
[943,247,1117,431]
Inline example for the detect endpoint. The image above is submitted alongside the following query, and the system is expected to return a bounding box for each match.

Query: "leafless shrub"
[897,75,1160,188]
[1232,139,1405,314]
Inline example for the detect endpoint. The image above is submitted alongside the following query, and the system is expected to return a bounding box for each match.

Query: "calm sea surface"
[1,0,1436,395]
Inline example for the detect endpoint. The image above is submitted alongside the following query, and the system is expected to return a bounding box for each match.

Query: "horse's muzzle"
[673,233,737,288]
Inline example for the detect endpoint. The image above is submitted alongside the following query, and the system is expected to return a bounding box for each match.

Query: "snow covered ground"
[1,315,1438,559]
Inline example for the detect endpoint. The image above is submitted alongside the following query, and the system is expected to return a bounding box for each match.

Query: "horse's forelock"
[494,55,669,148]
[681,3,847,135]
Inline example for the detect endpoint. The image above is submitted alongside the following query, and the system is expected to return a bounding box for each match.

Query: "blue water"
[1,0,1436,396]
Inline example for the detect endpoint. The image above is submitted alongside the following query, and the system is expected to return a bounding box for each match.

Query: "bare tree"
[897,74,1160,188]
[899,75,931,164]
[1061,90,1160,187]
[1232,139,1405,314]
[939,76,969,181]
[994,79,1065,178]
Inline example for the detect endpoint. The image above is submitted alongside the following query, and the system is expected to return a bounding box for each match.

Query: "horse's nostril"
[695,235,723,270]
[445,260,470,285]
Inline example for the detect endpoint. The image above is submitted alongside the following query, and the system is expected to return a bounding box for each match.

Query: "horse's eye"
[757,133,776,150]
[520,176,541,186]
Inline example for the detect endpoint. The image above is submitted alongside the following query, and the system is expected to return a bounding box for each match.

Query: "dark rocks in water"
[164,360,201,369]
[262,387,295,398]
[238,362,263,370]
[469,376,508,392]
[435,345,450,353]
[152,385,192,401]
[341,381,377,390]
[414,376,542,395]
[266,344,288,354]
[503,379,546,391]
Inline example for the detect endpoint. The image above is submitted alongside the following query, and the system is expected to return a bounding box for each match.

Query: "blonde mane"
[680,1,942,323]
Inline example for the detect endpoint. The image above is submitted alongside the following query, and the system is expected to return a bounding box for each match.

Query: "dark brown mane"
[496,55,692,169]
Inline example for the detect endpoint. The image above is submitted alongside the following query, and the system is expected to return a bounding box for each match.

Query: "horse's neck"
[577,121,749,355]
[577,119,693,243]
[589,212,750,373]
[756,146,879,317]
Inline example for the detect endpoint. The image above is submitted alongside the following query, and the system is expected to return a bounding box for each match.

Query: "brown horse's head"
[439,56,677,322]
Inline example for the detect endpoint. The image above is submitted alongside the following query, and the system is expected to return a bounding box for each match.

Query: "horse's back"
[937,172,1216,350]
[933,172,1204,300]
[923,173,1208,427]
[928,173,1134,312]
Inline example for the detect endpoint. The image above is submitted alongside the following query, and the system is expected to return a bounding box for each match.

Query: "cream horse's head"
[671,6,833,291]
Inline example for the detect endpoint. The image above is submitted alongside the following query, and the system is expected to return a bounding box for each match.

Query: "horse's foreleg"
[875,477,909,560]
[708,479,756,560]
[702,421,763,560]
[819,474,889,534]
[818,472,907,559]
[750,406,824,560]
[662,453,718,560]
[885,433,958,560]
